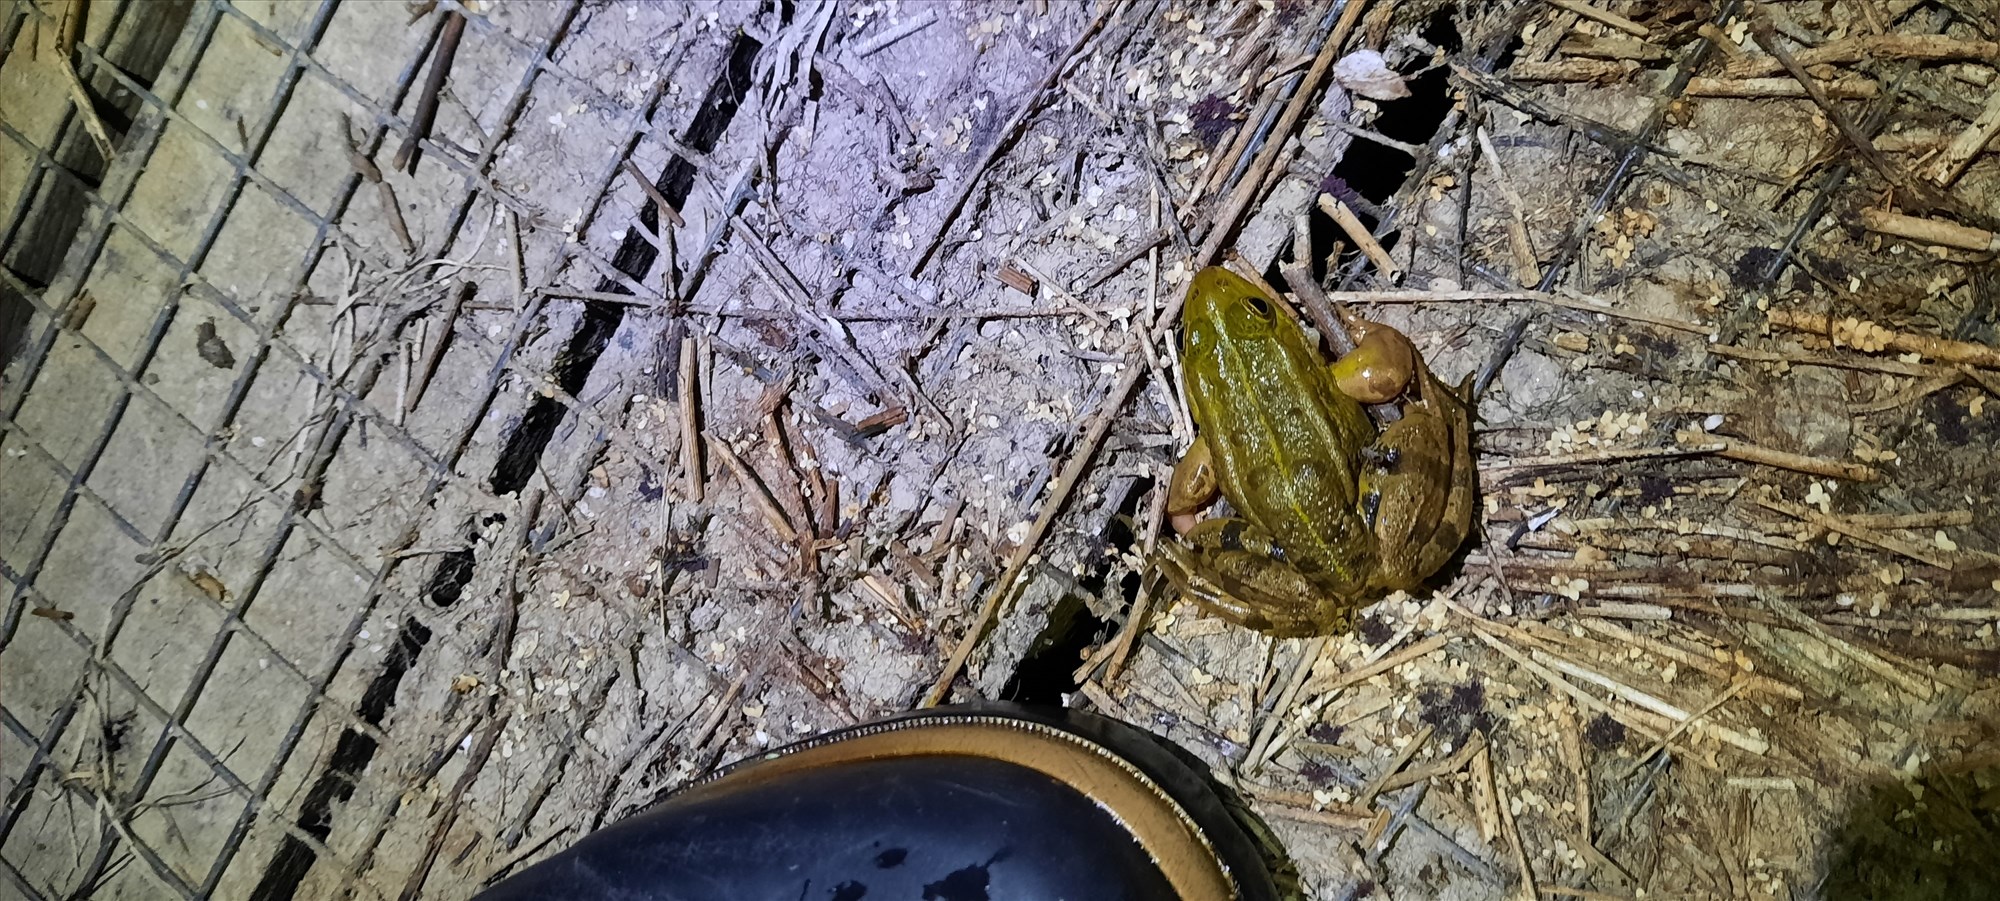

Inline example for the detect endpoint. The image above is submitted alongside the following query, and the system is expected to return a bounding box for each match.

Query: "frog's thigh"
[1166,519,1349,637]
[1362,413,1452,589]
[1153,539,1250,627]
[1167,436,1219,516]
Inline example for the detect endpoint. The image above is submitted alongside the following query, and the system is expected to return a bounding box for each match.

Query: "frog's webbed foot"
[1154,518,1363,637]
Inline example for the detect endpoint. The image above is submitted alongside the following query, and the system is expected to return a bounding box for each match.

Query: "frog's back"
[1180,268,1378,585]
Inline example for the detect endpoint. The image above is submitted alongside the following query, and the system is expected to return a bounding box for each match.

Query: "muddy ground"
[4,0,2000,898]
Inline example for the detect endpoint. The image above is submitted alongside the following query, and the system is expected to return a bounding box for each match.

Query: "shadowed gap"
[248,620,432,901]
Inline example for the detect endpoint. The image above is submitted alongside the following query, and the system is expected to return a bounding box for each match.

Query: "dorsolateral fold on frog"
[1154,266,1476,637]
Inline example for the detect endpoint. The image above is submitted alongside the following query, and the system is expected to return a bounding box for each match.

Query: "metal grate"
[0,1,729,896]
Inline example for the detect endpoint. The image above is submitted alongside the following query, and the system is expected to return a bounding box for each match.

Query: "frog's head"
[1182,267,1295,362]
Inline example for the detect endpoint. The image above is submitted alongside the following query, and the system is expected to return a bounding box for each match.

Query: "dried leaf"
[1333,49,1411,101]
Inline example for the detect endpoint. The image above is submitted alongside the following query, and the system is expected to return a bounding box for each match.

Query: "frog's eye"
[1242,294,1271,318]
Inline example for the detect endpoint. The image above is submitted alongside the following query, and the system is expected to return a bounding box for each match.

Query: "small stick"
[1626,680,1748,770]
[1282,223,1348,345]
[854,7,938,57]
[1495,774,1540,901]
[506,209,526,304]
[1476,126,1541,285]
[1696,22,1744,58]
[1542,0,1649,37]
[857,574,923,632]
[1313,287,1712,333]
[1767,308,2000,369]
[1856,208,2000,252]
[685,674,746,754]
[780,412,834,537]
[1544,887,1637,901]
[1255,803,1374,830]
[1471,743,1500,843]
[1755,495,1953,570]
[394,331,411,426]
[1248,636,1328,770]
[678,335,703,502]
[1459,618,1678,752]
[1300,634,1450,698]
[620,159,686,228]
[1106,481,1173,682]
[1186,78,1278,212]
[1319,192,1401,281]
[54,40,116,161]
[1326,119,1424,155]
[1574,619,1803,700]
[761,406,818,572]
[1012,260,1110,329]
[1375,729,1488,794]
[1560,34,1670,62]
[394,10,467,173]
[1706,342,1939,377]
[1072,227,1170,293]
[1672,430,1880,482]
[1848,509,1974,529]
[1357,724,1435,807]
[1926,88,2000,187]
[1505,59,1636,83]
[1685,76,1880,99]
[405,282,470,412]
[1551,701,1594,858]
[1761,596,1937,700]
[1480,444,1716,483]
[340,116,417,255]
[1723,33,2000,79]
[1849,370,1965,414]
[394,709,511,901]
[1528,647,1769,754]
[710,435,799,543]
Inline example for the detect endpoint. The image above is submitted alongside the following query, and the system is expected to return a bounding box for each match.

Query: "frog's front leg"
[1166,436,1219,534]
[1154,517,1367,637]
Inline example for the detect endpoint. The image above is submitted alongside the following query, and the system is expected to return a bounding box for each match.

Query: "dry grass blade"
[1761,596,1938,700]
[1672,430,1880,482]
[1755,495,1953,570]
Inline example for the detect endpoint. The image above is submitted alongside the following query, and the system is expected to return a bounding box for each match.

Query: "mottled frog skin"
[1154,267,1476,636]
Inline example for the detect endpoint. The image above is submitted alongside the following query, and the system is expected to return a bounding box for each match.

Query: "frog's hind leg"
[1360,408,1451,589]
[1412,373,1479,579]
[1154,518,1357,637]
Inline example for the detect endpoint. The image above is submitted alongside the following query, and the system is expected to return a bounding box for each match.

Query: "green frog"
[1154,267,1476,636]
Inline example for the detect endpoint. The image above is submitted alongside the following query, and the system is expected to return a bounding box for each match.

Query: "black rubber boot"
[475,702,1283,900]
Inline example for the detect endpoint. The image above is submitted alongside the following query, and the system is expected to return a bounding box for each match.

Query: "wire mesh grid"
[0,1,719,896]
